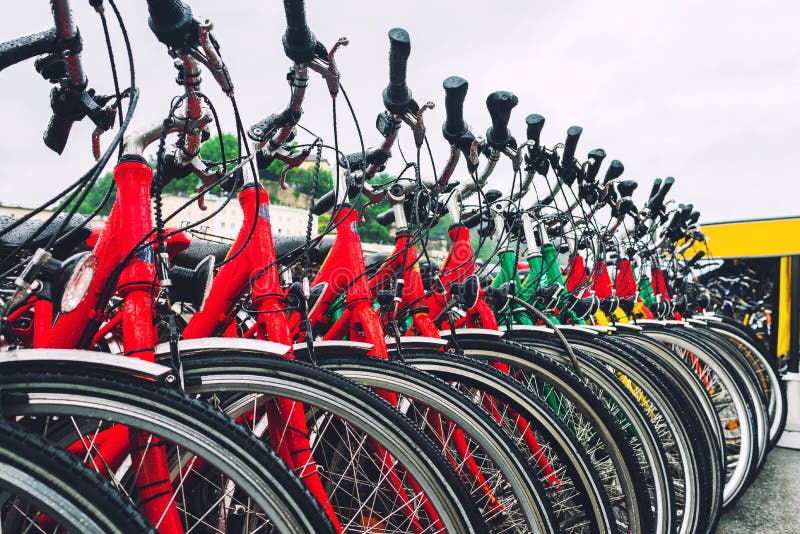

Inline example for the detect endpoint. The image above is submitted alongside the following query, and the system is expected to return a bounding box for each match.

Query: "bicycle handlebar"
[686,250,705,268]
[282,0,317,63]
[376,209,395,226]
[0,29,59,73]
[485,91,518,149]
[43,111,75,155]
[585,149,606,182]
[383,28,412,114]
[603,159,624,183]
[146,0,197,49]
[310,189,337,216]
[442,76,468,141]
[649,175,675,213]
[617,179,638,198]
[525,114,545,146]
[561,126,582,167]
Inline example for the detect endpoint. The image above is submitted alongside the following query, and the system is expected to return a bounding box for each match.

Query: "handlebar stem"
[446,190,462,224]
[122,110,212,157]
[389,191,409,230]
[263,63,309,152]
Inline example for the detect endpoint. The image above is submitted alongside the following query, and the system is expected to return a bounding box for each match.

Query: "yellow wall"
[683,217,800,259]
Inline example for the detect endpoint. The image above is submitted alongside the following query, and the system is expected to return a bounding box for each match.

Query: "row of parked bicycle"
[0,0,785,532]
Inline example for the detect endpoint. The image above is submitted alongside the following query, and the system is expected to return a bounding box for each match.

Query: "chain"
[303,140,324,276]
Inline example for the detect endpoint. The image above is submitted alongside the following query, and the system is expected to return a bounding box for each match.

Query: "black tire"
[703,319,786,450]
[320,352,611,534]
[641,325,760,509]
[437,335,653,534]
[0,361,336,533]
[506,331,676,534]
[601,332,725,534]
[562,331,723,534]
[682,325,770,467]
[0,419,155,534]
[179,353,488,534]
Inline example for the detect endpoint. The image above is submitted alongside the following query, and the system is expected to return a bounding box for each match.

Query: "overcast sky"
[1,1,797,224]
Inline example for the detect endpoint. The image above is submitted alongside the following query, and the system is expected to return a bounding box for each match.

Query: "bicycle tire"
[0,360,336,533]
[642,325,760,508]
[320,352,611,534]
[0,419,155,534]
[178,352,488,534]
[429,335,653,534]
[506,332,676,534]
[555,331,723,534]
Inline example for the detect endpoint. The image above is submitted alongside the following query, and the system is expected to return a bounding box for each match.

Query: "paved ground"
[717,446,800,533]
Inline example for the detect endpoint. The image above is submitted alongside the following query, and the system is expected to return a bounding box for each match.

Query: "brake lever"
[91,107,118,161]
[189,157,223,211]
[193,20,234,96]
[90,88,133,161]
[269,142,317,190]
[401,101,435,148]
[357,182,388,223]
[308,37,349,98]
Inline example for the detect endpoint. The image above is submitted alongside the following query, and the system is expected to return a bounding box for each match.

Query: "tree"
[60,134,241,216]
[59,170,116,217]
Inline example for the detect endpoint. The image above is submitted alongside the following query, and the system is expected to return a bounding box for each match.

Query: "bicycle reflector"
[61,252,98,313]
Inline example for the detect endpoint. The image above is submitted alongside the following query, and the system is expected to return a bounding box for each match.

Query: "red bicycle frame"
[426,223,498,330]
[27,158,186,532]
[183,194,439,533]
[180,182,346,530]
[371,223,561,489]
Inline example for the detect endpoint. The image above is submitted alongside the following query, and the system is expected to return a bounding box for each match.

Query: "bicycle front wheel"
[0,419,154,534]
[0,354,336,533]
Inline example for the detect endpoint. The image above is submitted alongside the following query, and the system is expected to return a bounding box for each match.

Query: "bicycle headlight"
[60,252,97,313]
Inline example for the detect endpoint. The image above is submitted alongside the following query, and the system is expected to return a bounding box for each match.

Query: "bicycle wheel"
[642,325,760,508]
[319,353,607,533]
[433,334,652,534]
[706,318,787,449]
[506,332,675,534]
[550,330,723,534]
[178,352,488,534]
[0,352,336,533]
[0,419,154,534]
[687,323,773,460]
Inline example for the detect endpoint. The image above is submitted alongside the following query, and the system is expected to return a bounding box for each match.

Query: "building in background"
[160,193,318,240]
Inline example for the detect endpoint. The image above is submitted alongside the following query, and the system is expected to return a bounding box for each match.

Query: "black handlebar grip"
[485,91,518,150]
[310,189,336,216]
[484,189,503,203]
[525,114,545,146]
[146,0,196,48]
[687,250,705,268]
[442,76,468,141]
[603,159,624,184]
[560,126,583,167]
[648,178,662,200]
[462,212,484,229]
[382,28,412,115]
[688,211,700,226]
[0,28,59,73]
[651,176,675,208]
[43,112,73,155]
[282,0,317,63]
[376,209,396,227]
[616,179,638,198]
[585,149,606,182]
